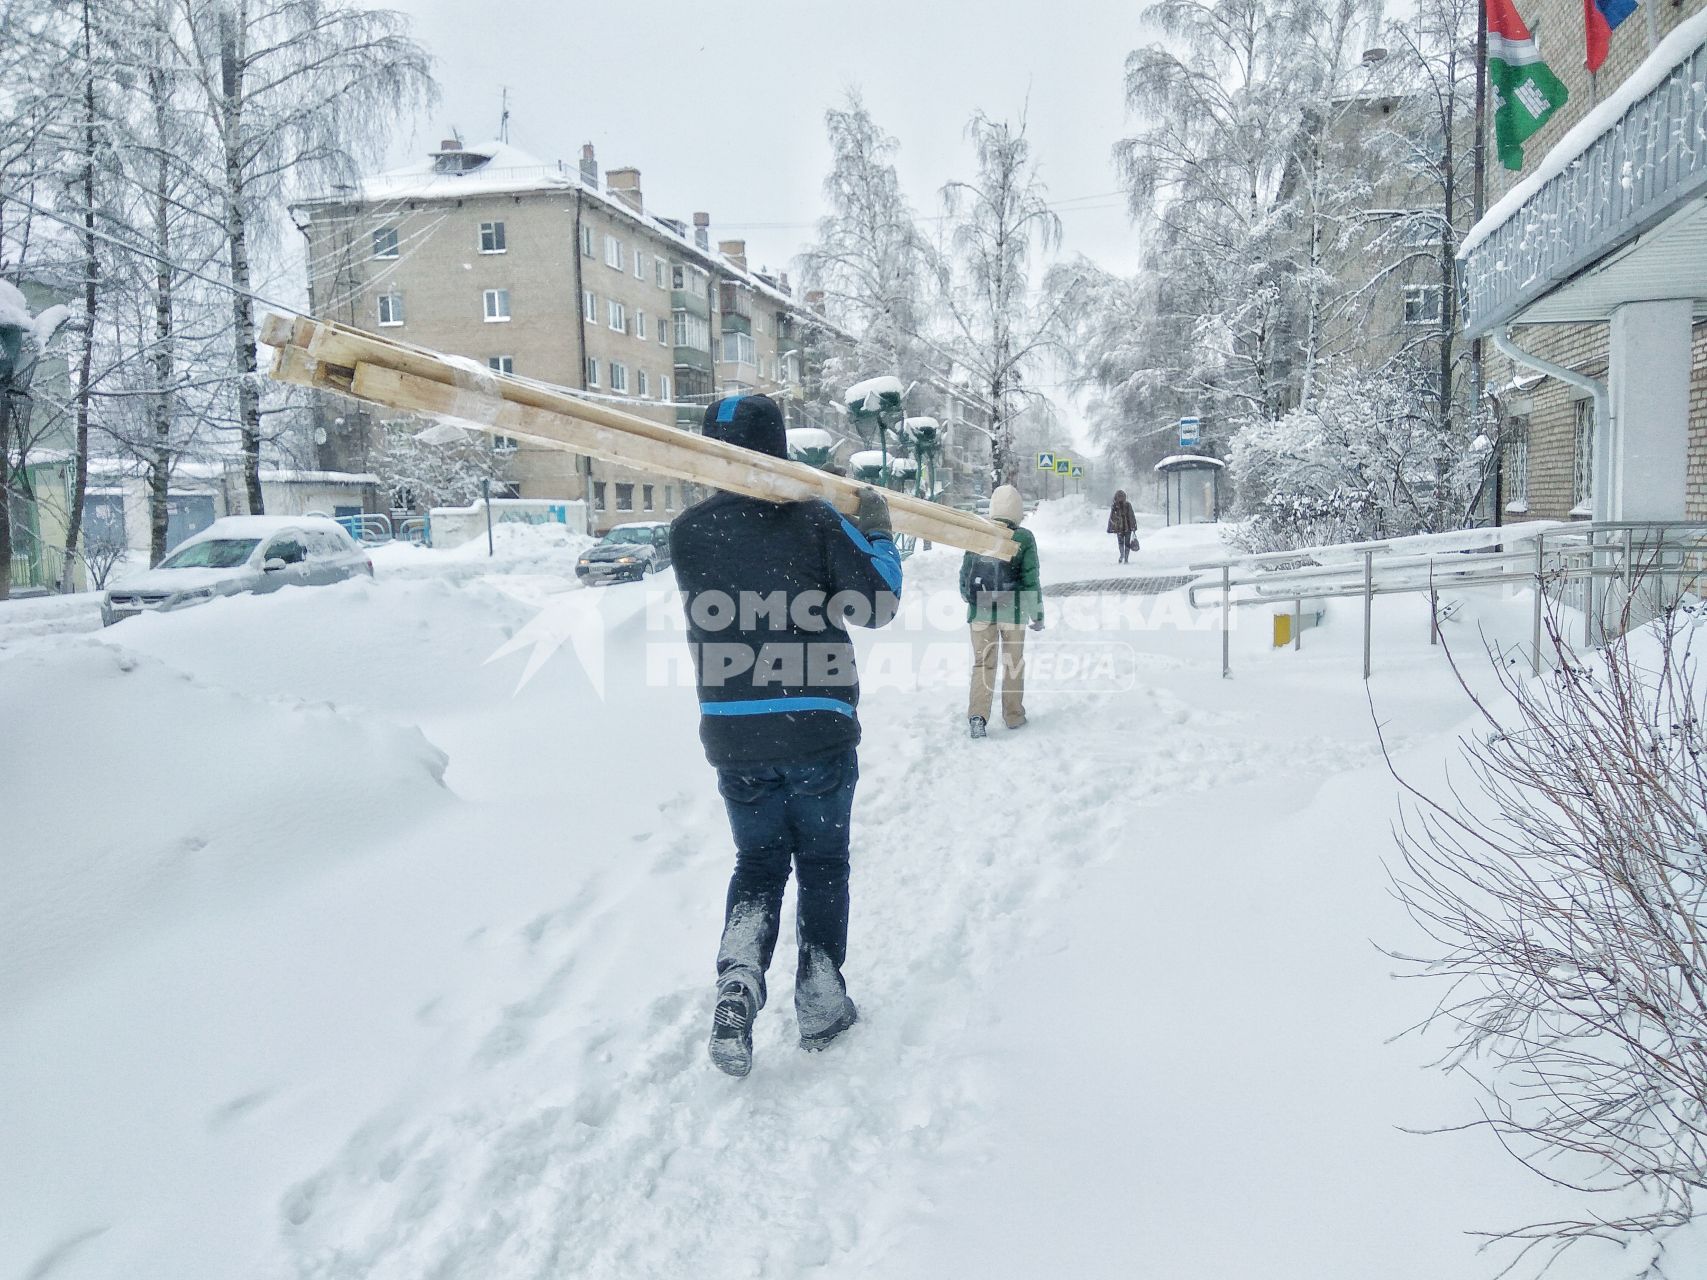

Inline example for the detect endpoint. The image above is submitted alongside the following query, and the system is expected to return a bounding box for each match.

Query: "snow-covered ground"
[3,502,1698,1279]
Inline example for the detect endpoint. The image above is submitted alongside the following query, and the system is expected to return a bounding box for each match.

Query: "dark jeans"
[1115,533,1130,564]
[714,747,859,1036]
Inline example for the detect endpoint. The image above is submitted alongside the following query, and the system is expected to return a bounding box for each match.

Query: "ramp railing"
[1187,520,1707,678]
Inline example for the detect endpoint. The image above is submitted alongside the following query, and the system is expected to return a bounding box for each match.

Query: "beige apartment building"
[297,139,867,533]
[1464,0,1707,523]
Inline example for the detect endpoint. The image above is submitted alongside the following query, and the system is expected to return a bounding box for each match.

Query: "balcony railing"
[1460,33,1707,336]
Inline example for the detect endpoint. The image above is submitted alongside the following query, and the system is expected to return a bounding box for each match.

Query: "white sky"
[380,0,1157,452]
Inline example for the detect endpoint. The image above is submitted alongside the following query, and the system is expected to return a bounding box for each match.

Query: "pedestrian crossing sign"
[1071,466,1084,478]
[1036,452,1055,470]
[1054,459,1071,475]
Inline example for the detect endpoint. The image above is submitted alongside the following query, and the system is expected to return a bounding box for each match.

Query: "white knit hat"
[989,485,1024,524]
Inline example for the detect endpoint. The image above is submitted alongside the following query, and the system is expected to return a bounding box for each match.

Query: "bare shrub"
[1385,580,1707,1266]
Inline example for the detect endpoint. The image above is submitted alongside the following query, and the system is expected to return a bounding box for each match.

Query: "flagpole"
[1473,0,1491,522]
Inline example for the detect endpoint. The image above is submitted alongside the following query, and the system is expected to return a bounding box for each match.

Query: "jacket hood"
[1113,489,1128,503]
[703,394,787,459]
[989,485,1024,525]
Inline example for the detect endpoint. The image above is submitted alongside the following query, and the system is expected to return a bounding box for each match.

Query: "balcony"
[1460,24,1707,337]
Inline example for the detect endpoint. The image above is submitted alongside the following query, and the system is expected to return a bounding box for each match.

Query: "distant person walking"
[1108,490,1138,564]
[959,485,1043,738]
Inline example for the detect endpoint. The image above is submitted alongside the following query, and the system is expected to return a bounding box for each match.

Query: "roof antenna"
[498,86,510,143]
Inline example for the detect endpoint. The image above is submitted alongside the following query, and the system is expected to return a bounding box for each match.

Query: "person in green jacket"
[958,484,1044,738]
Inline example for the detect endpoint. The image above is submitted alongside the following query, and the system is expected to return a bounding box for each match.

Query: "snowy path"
[0,504,1677,1279]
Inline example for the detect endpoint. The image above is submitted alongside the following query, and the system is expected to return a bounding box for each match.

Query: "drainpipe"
[572,191,595,536]
[1491,328,1613,521]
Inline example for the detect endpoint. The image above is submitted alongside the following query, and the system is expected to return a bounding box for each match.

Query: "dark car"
[575,521,673,584]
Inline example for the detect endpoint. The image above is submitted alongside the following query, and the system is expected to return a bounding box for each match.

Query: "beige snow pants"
[969,620,1027,727]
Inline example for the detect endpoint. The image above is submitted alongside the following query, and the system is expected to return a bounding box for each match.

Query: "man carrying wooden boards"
[669,394,902,1078]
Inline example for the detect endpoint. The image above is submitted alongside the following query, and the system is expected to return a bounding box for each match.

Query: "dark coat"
[1107,495,1137,537]
[670,395,902,768]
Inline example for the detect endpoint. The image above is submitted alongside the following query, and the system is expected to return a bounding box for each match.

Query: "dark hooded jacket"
[670,395,903,767]
[1108,491,1137,536]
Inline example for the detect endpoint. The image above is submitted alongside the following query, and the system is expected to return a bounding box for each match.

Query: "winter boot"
[969,716,987,739]
[799,998,859,1052]
[708,978,757,1078]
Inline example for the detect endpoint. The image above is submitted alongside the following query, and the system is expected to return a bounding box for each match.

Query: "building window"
[656,259,670,289]
[616,482,634,511]
[583,290,597,323]
[721,331,757,366]
[634,251,645,280]
[605,235,624,270]
[483,288,511,322]
[1506,419,1530,511]
[1403,285,1442,326]
[493,435,518,453]
[664,485,675,510]
[593,480,607,510]
[1573,398,1595,511]
[372,227,399,259]
[478,220,506,253]
[610,362,629,393]
[608,300,627,333]
[642,484,655,512]
[636,310,648,341]
[658,319,668,347]
[377,291,404,326]
[580,224,596,257]
[660,374,671,403]
[673,310,711,352]
[586,357,600,387]
[637,369,650,398]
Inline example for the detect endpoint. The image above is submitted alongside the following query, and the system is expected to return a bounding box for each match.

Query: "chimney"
[806,289,826,314]
[579,143,598,188]
[778,271,791,294]
[693,211,710,251]
[606,167,642,213]
[719,239,747,271]
[438,138,459,152]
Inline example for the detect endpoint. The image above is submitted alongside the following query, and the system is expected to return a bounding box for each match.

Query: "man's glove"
[854,487,892,538]
[1030,617,1045,632]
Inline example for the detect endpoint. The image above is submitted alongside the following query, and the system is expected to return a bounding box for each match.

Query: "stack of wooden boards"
[260,313,1018,560]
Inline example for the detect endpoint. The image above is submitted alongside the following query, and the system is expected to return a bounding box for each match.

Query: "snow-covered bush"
[1389,587,1707,1253]
[1227,360,1492,551]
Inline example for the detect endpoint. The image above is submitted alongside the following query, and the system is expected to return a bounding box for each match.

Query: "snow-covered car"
[575,521,672,584]
[101,516,373,626]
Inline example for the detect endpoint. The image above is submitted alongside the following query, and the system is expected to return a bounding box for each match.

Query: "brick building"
[1463,0,1707,523]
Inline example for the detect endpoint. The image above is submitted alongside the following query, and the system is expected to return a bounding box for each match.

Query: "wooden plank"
[262,312,1018,558]
[349,363,1019,559]
[268,314,1008,539]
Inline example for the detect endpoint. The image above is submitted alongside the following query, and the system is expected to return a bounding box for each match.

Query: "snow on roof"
[787,427,836,450]
[345,139,576,202]
[903,416,940,431]
[1461,8,1707,258]
[1154,454,1226,471]
[259,469,380,486]
[191,515,354,539]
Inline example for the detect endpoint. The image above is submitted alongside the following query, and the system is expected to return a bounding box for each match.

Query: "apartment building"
[297,139,860,533]
[1463,0,1707,523]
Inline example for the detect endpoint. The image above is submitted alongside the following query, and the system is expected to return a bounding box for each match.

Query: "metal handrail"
[1190,520,1707,679]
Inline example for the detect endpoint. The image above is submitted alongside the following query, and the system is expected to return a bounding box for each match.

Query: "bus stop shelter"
[1154,455,1224,525]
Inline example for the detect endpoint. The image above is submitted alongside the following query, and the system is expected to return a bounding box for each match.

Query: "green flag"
[1487,0,1570,171]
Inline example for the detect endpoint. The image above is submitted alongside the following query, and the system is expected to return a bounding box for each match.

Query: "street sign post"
[1036,451,1055,470]
[1054,459,1071,475]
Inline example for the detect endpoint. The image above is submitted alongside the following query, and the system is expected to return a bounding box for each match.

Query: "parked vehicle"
[576,521,672,584]
[101,516,373,626]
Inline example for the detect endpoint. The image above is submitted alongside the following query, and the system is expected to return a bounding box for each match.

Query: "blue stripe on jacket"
[699,696,856,718]
[836,516,903,595]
